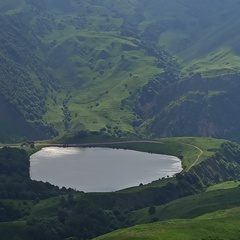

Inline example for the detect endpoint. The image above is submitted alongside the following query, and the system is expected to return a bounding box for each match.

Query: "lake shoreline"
[30,147,182,192]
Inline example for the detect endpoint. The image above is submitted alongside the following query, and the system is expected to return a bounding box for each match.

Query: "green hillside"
[130,181,240,224]
[94,182,240,240]
[1,0,240,142]
[0,0,173,141]
[94,216,240,240]
[138,0,240,76]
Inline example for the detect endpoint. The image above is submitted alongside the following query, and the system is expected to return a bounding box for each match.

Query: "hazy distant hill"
[1,0,240,142]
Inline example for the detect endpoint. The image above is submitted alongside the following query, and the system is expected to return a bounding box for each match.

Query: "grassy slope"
[19,0,240,136]
[95,183,240,240]
[159,137,224,169]
[130,182,240,224]
[206,181,240,192]
[1,0,240,140]
[0,0,160,137]
[31,1,163,135]
[94,217,240,240]
[105,137,224,172]
[139,0,240,77]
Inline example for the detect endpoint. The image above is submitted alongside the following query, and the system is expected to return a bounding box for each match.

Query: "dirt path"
[184,143,203,172]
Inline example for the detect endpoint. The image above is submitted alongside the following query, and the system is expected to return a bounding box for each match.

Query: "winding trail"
[183,143,203,172]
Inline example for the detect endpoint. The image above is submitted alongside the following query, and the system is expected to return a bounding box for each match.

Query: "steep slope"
[135,73,240,142]
[1,0,240,142]
[0,95,44,143]
[136,0,240,76]
[0,0,176,140]
[0,4,59,140]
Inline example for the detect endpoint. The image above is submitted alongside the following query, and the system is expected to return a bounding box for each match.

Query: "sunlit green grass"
[128,180,240,225]
[94,216,240,240]
[95,184,240,240]
[164,137,221,169]
[92,137,225,173]
[42,28,162,134]
[183,48,240,78]
[196,206,240,220]
[206,181,240,192]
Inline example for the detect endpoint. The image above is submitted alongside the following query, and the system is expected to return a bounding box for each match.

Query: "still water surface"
[30,147,182,192]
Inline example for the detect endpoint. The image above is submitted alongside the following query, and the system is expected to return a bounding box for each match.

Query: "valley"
[1,0,240,142]
[1,0,240,239]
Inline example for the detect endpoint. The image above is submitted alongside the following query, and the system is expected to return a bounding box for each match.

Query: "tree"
[148,205,156,215]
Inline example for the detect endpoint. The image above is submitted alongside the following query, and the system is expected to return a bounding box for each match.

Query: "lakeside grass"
[101,137,224,170]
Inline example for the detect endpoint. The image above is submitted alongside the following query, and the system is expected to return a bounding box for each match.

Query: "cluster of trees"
[0,201,22,222]
[62,95,72,131]
[26,195,127,240]
[141,71,240,141]
[0,147,127,239]
[0,55,46,122]
[117,26,182,124]
[0,12,61,140]
[221,141,240,164]
[0,147,65,200]
[190,141,240,186]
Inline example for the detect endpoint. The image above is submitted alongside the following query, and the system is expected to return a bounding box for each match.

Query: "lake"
[30,147,182,192]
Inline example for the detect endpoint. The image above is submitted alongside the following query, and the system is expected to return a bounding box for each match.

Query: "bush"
[148,206,156,215]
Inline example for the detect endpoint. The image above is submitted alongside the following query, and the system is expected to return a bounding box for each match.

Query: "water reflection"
[30,147,182,192]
